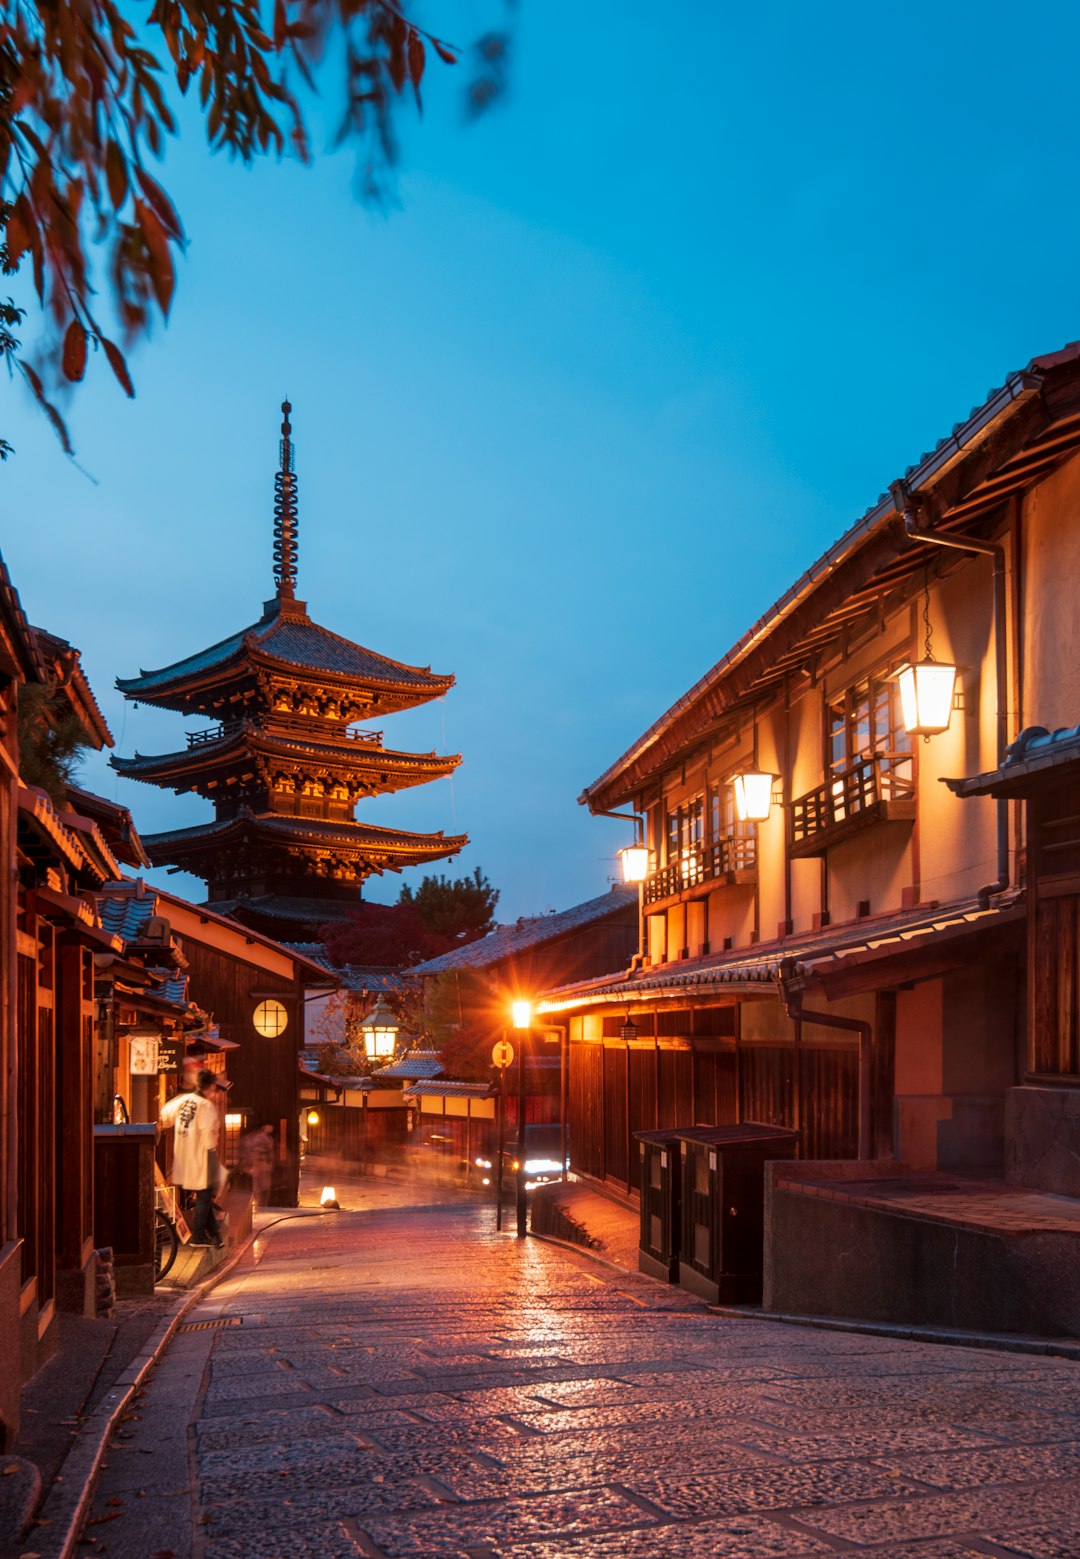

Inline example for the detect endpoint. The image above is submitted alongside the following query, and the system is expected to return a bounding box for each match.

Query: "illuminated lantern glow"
[320,1186,340,1208]
[253,998,288,1037]
[306,1109,320,1127]
[511,999,532,1030]
[619,844,649,883]
[733,771,775,823]
[898,660,957,737]
[359,996,399,1061]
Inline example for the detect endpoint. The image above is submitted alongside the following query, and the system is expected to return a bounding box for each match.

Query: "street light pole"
[515,1024,528,1238]
[510,999,532,1240]
[495,1057,506,1233]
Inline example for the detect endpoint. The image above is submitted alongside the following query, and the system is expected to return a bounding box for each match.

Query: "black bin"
[635,1129,684,1282]
[677,1123,798,1304]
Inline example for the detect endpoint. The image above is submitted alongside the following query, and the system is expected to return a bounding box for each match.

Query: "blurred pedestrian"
[159,1069,223,1247]
[238,1122,274,1206]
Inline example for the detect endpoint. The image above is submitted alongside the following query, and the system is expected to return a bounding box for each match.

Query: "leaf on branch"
[407,30,425,99]
[18,361,73,454]
[106,142,129,209]
[134,200,176,314]
[4,197,33,272]
[61,320,87,382]
[134,169,184,242]
[102,338,135,398]
[432,39,458,65]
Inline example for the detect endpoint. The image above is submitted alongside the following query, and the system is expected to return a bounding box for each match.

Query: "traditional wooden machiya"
[113,403,467,941]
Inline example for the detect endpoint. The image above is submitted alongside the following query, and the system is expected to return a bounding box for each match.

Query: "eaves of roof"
[582,343,1080,811]
[944,723,1080,799]
[407,886,639,976]
[538,894,1024,1012]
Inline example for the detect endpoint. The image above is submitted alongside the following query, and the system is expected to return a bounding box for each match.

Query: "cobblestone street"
[82,1198,1080,1559]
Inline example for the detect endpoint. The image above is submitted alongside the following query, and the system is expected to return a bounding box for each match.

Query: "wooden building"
[112,402,466,943]
[540,341,1080,1252]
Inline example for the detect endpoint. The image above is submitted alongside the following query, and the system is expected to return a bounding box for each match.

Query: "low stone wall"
[529,1185,604,1251]
[764,1165,1080,1336]
[1006,1086,1080,1196]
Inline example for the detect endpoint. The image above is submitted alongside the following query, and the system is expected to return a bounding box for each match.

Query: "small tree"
[17,682,91,808]
[398,866,498,939]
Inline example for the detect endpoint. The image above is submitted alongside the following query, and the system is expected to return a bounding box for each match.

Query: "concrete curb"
[708,1302,1080,1362]
[23,1226,262,1559]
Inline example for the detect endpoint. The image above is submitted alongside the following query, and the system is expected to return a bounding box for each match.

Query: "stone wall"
[1006,1086,1080,1197]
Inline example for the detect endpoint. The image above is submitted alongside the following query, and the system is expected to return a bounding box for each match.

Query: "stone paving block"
[195,1403,357,1451]
[203,1518,364,1558]
[200,1478,441,1535]
[355,1487,658,1556]
[489,1512,842,1558]
[871,1440,1080,1490]
[629,1458,925,1519]
[979,1519,1080,1557]
[790,1481,1080,1544]
[739,1422,1001,1461]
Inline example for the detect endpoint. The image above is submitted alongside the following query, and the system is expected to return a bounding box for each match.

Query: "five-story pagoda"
[113,403,467,941]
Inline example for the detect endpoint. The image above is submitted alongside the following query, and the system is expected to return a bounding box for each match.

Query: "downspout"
[777,960,872,1160]
[891,483,1009,910]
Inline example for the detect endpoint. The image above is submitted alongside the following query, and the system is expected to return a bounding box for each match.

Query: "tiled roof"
[945,723,1080,799]
[583,341,1080,810]
[539,894,1023,1011]
[117,605,453,696]
[401,1080,492,1100]
[97,888,157,941]
[376,1048,444,1080]
[339,966,407,993]
[408,886,639,976]
[113,728,458,778]
[145,813,466,853]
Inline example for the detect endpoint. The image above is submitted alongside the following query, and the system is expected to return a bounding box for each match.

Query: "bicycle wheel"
[154,1209,179,1281]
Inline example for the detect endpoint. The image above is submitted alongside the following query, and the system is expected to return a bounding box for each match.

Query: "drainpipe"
[890,483,1009,909]
[777,960,872,1160]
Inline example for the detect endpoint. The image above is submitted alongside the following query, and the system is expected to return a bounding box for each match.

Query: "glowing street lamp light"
[898,660,957,738]
[511,999,532,1031]
[619,844,649,883]
[733,770,775,823]
[359,996,399,1062]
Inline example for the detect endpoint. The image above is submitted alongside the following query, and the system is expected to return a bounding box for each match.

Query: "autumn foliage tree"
[322,866,499,968]
[0,0,511,454]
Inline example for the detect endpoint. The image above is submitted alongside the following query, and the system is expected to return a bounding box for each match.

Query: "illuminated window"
[253,999,288,1037]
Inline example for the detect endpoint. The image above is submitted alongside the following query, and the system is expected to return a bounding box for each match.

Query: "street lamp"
[511,999,532,1238]
[359,996,399,1062]
[619,844,649,883]
[898,566,957,739]
[732,770,776,823]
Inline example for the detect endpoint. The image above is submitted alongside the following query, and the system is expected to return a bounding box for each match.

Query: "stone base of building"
[56,1250,98,1317]
[763,1160,1080,1337]
[1005,1085,1080,1196]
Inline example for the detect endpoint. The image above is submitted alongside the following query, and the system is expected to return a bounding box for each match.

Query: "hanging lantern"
[900,568,957,738]
[619,844,649,883]
[733,771,775,823]
[359,996,399,1061]
[511,999,533,1031]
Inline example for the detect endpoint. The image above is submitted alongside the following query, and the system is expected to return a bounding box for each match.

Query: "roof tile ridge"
[118,617,263,687]
[267,611,454,685]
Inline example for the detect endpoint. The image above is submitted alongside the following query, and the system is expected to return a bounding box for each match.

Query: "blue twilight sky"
[3,1,1080,921]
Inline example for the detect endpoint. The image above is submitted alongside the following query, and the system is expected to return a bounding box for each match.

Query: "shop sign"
[156,1038,183,1073]
[130,1036,160,1075]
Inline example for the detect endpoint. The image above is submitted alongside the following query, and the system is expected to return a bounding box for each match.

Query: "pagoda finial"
[273,398,298,600]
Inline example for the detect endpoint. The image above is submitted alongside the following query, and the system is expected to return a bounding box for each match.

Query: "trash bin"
[94,1124,157,1296]
[677,1123,798,1304]
[635,1128,684,1282]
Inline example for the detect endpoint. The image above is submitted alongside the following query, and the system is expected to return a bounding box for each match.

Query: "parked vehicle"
[475,1124,568,1191]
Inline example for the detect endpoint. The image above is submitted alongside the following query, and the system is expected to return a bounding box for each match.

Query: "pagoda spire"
[273,399,298,600]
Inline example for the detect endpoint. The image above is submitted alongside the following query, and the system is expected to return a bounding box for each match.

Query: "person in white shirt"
[159,1069,223,1247]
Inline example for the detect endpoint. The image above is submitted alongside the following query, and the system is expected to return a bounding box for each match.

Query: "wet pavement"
[79,1193,1080,1559]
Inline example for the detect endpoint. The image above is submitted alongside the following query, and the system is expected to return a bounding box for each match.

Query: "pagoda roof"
[116,600,454,711]
[110,722,461,793]
[143,810,467,875]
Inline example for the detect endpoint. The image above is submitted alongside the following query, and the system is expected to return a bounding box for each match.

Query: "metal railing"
[791,753,913,849]
[643,833,757,906]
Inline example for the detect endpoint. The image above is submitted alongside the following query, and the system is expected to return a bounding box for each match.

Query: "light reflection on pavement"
[84,1194,1080,1559]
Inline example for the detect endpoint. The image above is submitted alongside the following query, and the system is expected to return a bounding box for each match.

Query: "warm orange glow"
[511,999,532,1030]
[306,1109,320,1126]
[733,771,774,823]
[898,660,957,736]
[619,844,649,883]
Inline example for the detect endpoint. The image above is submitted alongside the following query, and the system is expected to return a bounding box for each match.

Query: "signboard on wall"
[130,1036,160,1075]
[156,1039,182,1073]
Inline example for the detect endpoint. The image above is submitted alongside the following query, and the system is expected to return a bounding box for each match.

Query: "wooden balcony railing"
[790,753,914,859]
[643,833,757,907]
[186,721,241,748]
